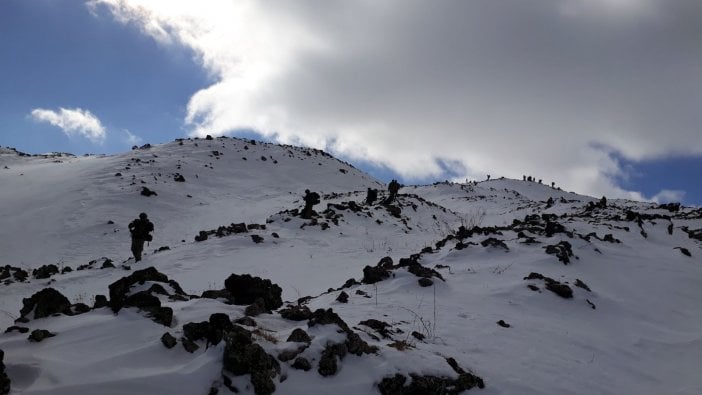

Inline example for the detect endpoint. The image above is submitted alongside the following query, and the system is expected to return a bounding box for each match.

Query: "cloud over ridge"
[31,107,107,144]
[88,0,702,200]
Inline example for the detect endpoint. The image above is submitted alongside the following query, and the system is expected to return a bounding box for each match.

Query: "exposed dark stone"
[71,303,91,315]
[342,278,360,289]
[251,235,264,244]
[4,326,29,334]
[418,278,433,287]
[318,342,347,376]
[544,241,574,264]
[586,299,597,309]
[279,305,312,321]
[28,329,55,342]
[411,331,425,341]
[378,256,394,268]
[174,174,186,182]
[108,267,169,312]
[675,247,692,257]
[480,238,509,250]
[286,328,311,343]
[574,279,591,292]
[150,307,174,327]
[291,357,311,371]
[336,291,349,303]
[362,265,390,284]
[385,204,402,218]
[223,328,280,395]
[359,319,392,339]
[19,288,71,320]
[545,282,573,299]
[100,259,115,269]
[245,299,267,317]
[183,321,212,343]
[140,187,157,197]
[224,274,283,310]
[0,349,9,395]
[61,266,73,274]
[161,332,177,349]
[497,320,511,328]
[194,231,209,242]
[201,289,232,302]
[182,338,200,353]
[32,264,59,279]
[527,284,540,291]
[94,294,108,309]
[277,346,305,362]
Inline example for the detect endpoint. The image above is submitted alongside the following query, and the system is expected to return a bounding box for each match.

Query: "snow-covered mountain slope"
[1,140,701,395]
[0,137,382,266]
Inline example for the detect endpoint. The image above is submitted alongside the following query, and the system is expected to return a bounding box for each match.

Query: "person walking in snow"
[301,189,321,219]
[384,179,401,204]
[128,212,154,262]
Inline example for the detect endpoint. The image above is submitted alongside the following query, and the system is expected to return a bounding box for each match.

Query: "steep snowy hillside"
[0,141,701,395]
[0,138,382,266]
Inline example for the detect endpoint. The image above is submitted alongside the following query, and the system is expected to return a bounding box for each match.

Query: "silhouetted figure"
[365,188,378,205]
[385,179,400,204]
[128,212,154,262]
[538,179,542,184]
[551,182,555,188]
[523,175,526,181]
[301,189,320,219]
[486,174,491,181]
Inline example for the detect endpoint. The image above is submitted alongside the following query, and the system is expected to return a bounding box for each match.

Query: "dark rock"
[545,282,573,299]
[277,347,305,362]
[224,274,283,310]
[194,231,209,242]
[161,332,177,349]
[318,342,347,376]
[574,279,591,292]
[61,266,73,274]
[336,291,349,303]
[359,319,392,339]
[93,294,108,309]
[100,259,115,269]
[150,307,174,327]
[291,357,311,371]
[251,235,264,244]
[245,299,267,317]
[0,349,9,395]
[286,328,311,343]
[480,238,509,250]
[71,303,91,315]
[342,278,360,288]
[411,331,425,341]
[183,321,212,343]
[279,305,312,321]
[210,313,234,333]
[544,241,574,264]
[385,205,402,218]
[140,187,157,197]
[182,338,200,353]
[362,265,390,284]
[28,329,55,342]
[378,256,394,268]
[675,247,692,257]
[497,320,511,328]
[418,278,433,287]
[174,174,186,182]
[527,284,540,291]
[586,299,597,309]
[4,326,29,334]
[19,288,71,320]
[223,328,279,395]
[32,264,59,279]
[201,289,232,301]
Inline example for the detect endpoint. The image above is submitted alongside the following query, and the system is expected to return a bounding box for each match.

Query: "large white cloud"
[31,107,107,144]
[87,0,702,200]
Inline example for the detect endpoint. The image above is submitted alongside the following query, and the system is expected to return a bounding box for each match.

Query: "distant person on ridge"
[385,179,400,204]
[128,212,154,262]
[365,188,378,205]
[301,189,321,219]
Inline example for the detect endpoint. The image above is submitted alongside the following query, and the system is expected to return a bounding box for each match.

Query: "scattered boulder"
[480,238,509,250]
[223,326,280,395]
[140,187,157,197]
[194,231,208,242]
[19,288,71,320]
[235,316,257,327]
[4,326,28,334]
[161,332,177,349]
[545,282,573,299]
[359,319,393,339]
[362,265,390,284]
[32,264,59,279]
[336,291,349,303]
[544,241,574,264]
[174,173,186,182]
[286,328,311,344]
[280,305,312,321]
[251,235,264,244]
[224,274,283,310]
[245,299,267,317]
[28,329,56,343]
[674,247,692,257]
[574,279,591,292]
[418,278,433,287]
[291,357,311,371]
[497,320,511,328]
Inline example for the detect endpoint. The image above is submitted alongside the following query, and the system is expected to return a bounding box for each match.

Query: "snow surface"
[1,138,701,394]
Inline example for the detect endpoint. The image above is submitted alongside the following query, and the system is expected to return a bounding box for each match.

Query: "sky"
[1,0,701,205]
